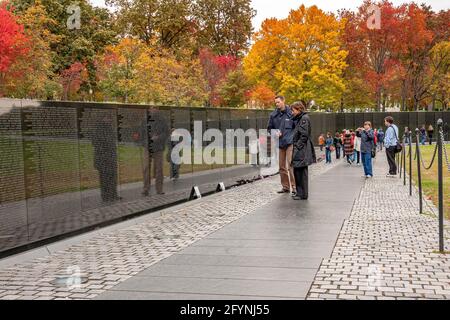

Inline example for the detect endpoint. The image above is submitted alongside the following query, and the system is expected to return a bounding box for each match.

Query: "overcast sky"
[90,0,449,31]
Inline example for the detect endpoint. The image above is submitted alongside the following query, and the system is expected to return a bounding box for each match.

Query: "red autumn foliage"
[199,48,239,106]
[0,2,29,84]
[60,62,88,100]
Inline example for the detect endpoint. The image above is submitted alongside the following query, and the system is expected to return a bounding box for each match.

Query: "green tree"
[193,0,255,56]
[10,0,117,96]
[106,0,254,56]
[217,67,251,108]
[105,0,194,51]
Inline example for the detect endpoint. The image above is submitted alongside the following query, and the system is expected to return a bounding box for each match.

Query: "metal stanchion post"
[399,140,403,178]
[396,152,399,174]
[409,132,412,196]
[437,119,444,253]
[415,128,423,214]
[403,135,406,186]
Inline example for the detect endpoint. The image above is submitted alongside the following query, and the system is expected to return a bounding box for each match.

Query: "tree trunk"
[376,85,382,112]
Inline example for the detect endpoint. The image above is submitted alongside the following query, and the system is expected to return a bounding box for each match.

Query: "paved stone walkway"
[0,154,334,300]
[307,155,450,300]
[1,151,448,300]
[95,156,358,299]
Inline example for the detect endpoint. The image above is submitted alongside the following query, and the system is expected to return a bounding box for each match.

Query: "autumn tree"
[96,38,147,103]
[427,41,449,110]
[343,1,408,111]
[105,0,194,52]
[193,0,255,56]
[106,0,254,56]
[217,67,251,108]
[338,9,374,111]
[134,47,208,106]
[96,38,208,105]
[4,0,61,99]
[244,5,348,108]
[248,83,275,109]
[0,1,29,96]
[60,61,88,100]
[10,0,117,95]
[199,48,239,106]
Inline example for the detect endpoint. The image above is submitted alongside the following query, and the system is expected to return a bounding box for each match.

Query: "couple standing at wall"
[267,96,317,200]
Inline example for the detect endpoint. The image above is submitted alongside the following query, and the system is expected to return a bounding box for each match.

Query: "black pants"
[386,146,397,175]
[335,146,341,159]
[354,150,360,164]
[294,166,308,199]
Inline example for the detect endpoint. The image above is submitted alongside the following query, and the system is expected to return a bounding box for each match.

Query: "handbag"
[371,145,376,158]
[391,126,403,153]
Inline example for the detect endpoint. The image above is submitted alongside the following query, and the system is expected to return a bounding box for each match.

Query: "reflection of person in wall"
[167,128,180,180]
[92,112,120,202]
[137,109,170,196]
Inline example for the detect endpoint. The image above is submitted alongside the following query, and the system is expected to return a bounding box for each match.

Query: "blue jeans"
[361,152,373,177]
[421,135,426,145]
[325,149,332,163]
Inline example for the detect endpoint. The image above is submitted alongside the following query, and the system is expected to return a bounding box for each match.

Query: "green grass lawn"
[405,144,450,219]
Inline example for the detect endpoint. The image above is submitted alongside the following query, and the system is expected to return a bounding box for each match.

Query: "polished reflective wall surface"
[0,99,448,253]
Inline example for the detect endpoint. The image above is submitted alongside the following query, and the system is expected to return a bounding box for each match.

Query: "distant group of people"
[318,127,386,166]
[316,116,406,179]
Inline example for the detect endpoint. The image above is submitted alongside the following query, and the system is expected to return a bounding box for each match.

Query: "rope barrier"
[416,139,439,171]
[440,128,450,172]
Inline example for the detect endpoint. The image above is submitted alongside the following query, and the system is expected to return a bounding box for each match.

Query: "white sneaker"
[386,173,397,177]
[366,175,372,179]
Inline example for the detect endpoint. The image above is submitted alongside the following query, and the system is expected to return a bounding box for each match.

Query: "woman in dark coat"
[290,101,316,200]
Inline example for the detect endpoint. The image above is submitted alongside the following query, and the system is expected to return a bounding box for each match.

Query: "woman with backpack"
[343,130,354,165]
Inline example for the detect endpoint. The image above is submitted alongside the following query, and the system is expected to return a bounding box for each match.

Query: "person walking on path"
[318,134,325,152]
[325,132,333,164]
[377,128,385,150]
[384,116,399,177]
[404,127,411,144]
[353,131,361,165]
[427,124,434,145]
[343,130,354,165]
[357,122,375,178]
[420,125,427,145]
[291,101,316,200]
[268,95,296,195]
[334,131,342,159]
[341,130,346,160]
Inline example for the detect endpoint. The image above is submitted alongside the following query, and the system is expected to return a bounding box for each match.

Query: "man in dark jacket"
[267,96,296,194]
[290,101,316,200]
